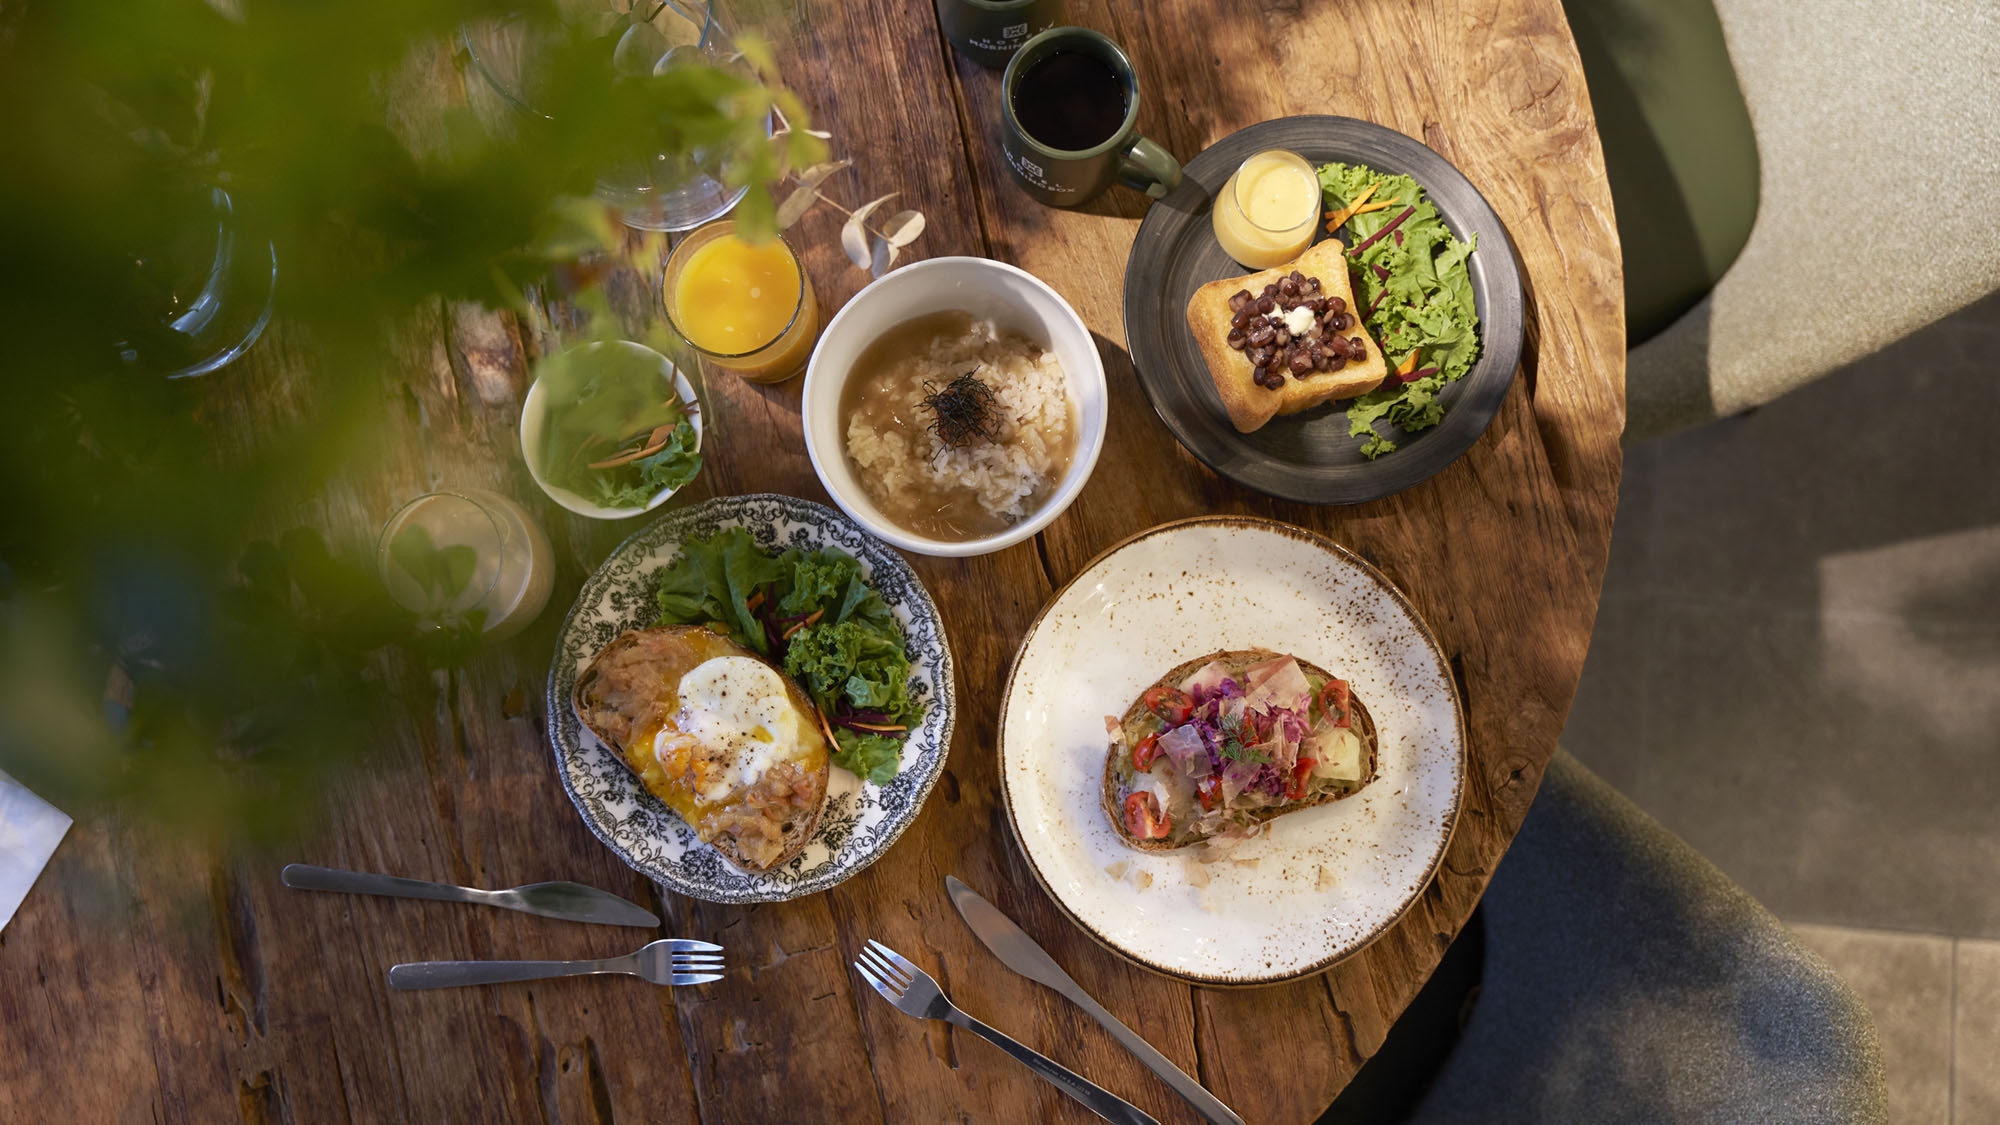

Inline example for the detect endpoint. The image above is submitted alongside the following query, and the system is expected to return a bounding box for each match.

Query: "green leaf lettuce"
[1318,162,1481,459]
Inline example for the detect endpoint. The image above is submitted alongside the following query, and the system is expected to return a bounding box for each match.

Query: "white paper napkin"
[0,768,72,933]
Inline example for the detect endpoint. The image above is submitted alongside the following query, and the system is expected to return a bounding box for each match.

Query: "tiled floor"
[1790,924,1954,1125]
[1563,291,2000,1120]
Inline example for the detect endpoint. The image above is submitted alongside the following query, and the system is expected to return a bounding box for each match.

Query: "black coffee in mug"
[1011,51,1127,151]
[999,27,1182,208]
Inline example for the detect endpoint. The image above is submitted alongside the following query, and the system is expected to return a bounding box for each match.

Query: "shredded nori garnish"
[919,370,1000,452]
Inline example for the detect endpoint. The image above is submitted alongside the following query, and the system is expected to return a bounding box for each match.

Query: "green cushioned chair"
[1567,0,2000,440]
[1564,0,1760,350]
[1403,750,1887,1123]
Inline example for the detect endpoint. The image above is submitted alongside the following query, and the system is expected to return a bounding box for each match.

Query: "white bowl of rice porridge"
[803,257,1107,557]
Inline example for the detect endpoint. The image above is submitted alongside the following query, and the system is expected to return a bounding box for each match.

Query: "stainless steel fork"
[854,940,1159,1125]
[388,938,723,990]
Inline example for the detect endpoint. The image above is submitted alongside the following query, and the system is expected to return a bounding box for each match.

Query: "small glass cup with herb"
[521,339,705,518]
[377,489,556,644]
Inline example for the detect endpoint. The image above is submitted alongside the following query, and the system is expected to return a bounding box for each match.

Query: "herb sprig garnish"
[919,370,1000,453]
[1216,711,1271,765]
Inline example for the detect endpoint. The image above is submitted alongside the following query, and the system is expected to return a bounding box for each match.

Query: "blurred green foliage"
[0,0,819,842]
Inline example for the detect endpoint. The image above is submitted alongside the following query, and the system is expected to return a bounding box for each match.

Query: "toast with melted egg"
[1186,239,1388,433]
[574,625,829,872]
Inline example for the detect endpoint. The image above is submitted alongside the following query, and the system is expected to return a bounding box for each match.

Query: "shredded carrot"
[781,608,824,641]
[584,420,681,469]
[1395,350,1421,377]
[585,449,643,470]
[845,721,908,733]
[1323,182,1380,233]
[745,590,765,612]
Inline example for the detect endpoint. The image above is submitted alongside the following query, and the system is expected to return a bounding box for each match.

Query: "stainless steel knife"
[946,875,1246,1125]
[282,864,661,928]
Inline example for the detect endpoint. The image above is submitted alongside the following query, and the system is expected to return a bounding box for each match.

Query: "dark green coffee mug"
[935,0,1063,69]
[999,27,1182,208]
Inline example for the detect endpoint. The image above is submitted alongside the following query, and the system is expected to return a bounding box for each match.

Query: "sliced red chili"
[1131,731,1163,772]
[1142,686,1195,725]
[1123,791,1170,840]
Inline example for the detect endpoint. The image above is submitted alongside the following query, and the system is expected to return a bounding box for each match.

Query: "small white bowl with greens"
[522,340,703,519]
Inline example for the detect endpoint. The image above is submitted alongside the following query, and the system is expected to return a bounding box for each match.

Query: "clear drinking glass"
[376,489,556,641]
[459,0,762,232]
[114,185,278,379]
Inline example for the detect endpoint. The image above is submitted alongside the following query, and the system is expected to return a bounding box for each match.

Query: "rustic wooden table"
[0,1,1622,1121]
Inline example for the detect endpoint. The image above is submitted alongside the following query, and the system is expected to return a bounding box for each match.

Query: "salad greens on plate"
[535,343,702,509]
[654,528,920,784]
[1318,162,1481,459]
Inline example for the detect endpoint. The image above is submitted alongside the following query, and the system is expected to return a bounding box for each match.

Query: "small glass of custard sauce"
[1211,149,1321,270]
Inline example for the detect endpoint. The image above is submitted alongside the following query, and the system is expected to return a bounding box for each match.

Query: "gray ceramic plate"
[546,494,956,904]
[1122,116,1525,505]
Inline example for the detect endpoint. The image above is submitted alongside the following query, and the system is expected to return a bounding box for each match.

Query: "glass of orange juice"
[664,219,819,384]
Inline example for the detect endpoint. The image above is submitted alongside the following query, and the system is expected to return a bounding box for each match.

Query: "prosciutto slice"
[1259,714,1300,772]
[1244,657,1312,714]
[1219,756,1262,805]
[1179,660,1234,699]
[1157,724,1212,778]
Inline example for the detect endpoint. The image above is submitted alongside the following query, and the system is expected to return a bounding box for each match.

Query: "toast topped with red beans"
[1103,648,1378,851]
[1186,240,1389,433]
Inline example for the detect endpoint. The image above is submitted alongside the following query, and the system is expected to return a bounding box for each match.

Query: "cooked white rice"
[844,318,1072,524]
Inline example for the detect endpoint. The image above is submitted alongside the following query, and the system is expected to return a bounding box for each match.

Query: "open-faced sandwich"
[1185,239,1389,433]
[574,624,830,872]
[1104,648,1377,850]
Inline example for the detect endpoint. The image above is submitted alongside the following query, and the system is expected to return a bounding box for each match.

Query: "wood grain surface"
[0,1,1622,1122]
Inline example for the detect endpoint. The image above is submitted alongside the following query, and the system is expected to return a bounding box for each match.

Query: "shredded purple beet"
[1248,709,1272,741]
[748,582,787,657]
[1365,289,1388,317]
[1191,675,1243,706]
[1278,707,1309,743]
[1370,262,1391,282]
[831,709,906,734]
[1254,763,1284,796]
[1351,205,1417,254]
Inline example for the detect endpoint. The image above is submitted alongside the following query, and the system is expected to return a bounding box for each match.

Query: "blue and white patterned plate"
[546,493,957,903]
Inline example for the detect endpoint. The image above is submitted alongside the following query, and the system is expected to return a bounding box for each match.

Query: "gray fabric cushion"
[1409,750,1886,1124]
[1625,0,2000,440]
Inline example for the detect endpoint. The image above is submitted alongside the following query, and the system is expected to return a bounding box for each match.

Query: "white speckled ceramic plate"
[998,518,1464,985]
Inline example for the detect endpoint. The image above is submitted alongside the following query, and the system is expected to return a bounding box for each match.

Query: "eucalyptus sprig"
[773,155,928,277]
